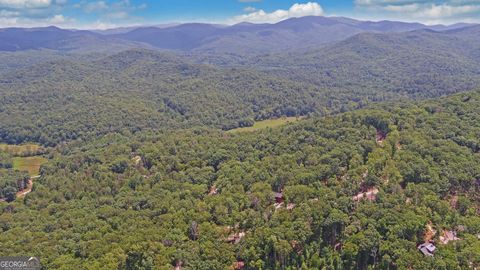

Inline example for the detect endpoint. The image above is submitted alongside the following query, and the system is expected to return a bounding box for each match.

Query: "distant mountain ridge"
[250,25,480,98]
[112,16,441,54]
[0,26,147,52]
[0,16,476,54]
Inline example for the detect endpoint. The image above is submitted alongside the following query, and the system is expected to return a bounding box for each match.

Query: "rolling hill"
[2,25,480,146]
[250,26,480,98]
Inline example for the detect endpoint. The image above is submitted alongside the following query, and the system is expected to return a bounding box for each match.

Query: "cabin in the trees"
[209,185,218,195]
[233,261,245,270]
[274,192,284,203]
[418,243,436,257]
[376,129,387,144]
[353,187,379,202]
[226,232,245,244]
[174,260,183,270]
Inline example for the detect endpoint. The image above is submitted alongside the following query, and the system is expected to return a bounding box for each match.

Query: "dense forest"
[0,49,371,146]
[241,27,480,99]
[0,18,480,270]
[0,169,29,202]
[0,91,478,269]
[3,41,480,147]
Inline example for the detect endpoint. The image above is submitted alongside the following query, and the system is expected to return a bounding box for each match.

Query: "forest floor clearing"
[227,117,304,133]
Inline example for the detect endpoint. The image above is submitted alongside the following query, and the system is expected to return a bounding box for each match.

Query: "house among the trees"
[440,230,460,245]
[274,192,284,204]
[233,261,245,270]
[376,129,387,144]
[353,187,379,202]
[209,185,218,195]
[418,242,436,257]
[174,260,183,270]
[226,231,245,244]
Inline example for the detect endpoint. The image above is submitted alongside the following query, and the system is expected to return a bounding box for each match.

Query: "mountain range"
[0,16,476,54]
[1,15,480,145]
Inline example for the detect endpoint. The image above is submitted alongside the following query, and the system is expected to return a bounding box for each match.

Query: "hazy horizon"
[1,1,480,30]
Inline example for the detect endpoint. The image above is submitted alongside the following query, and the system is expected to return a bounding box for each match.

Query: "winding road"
[0,175,40,202]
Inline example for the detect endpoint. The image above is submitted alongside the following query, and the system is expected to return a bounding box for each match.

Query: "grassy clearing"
[227,117,304,133]
[13,156,47,176]
[0,143,45,157]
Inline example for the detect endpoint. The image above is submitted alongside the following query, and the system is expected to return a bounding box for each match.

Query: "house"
[274,202,296,211]
[209,185,218,195]
[274,192,284,204]
[353,188,379,202]
[440,230,460,245]
[376,129,387,144]
[418,243,436,256]
[233,261,245,270]
[174,260,183,270]
[226,232,245,244]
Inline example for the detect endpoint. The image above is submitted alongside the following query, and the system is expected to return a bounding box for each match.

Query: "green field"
[227,117,304,133]
[12,156,47,176]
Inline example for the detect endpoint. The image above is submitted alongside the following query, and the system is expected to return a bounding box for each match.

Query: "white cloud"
[354,0,480,24]
[0,13,74,27]
[244,6,256,12]
[49,13,64,23]
[232,2,324,23]
[106,11,129,19]
[0,0,52,9]
[418,3,480,18]
[84,1,108,13]
[0,9,19,16]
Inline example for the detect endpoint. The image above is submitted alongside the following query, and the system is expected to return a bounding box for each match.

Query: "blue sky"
[0,0,479,29]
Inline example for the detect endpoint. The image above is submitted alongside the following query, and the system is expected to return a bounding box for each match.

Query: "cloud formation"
[232,2,324,23]
[0,0,52,9]
[355,0,480,23]
[0,0,71,27]
[0,0,148,28]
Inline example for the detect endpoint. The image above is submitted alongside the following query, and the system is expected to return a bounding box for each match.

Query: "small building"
[209,185,218,195]
[418,243,436,257]
[440,230,460,245]
[226,232,245,244]
[174,260,183,270]
[274,192,284,204]
[353,188,379,202]
[233,261,245,270]
[376,129,387,144]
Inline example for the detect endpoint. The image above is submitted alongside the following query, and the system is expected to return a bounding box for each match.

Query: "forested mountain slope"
[0,91,478,269]
[2,31,480,147]
[248,26,480,98]
[0,49,337,145]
